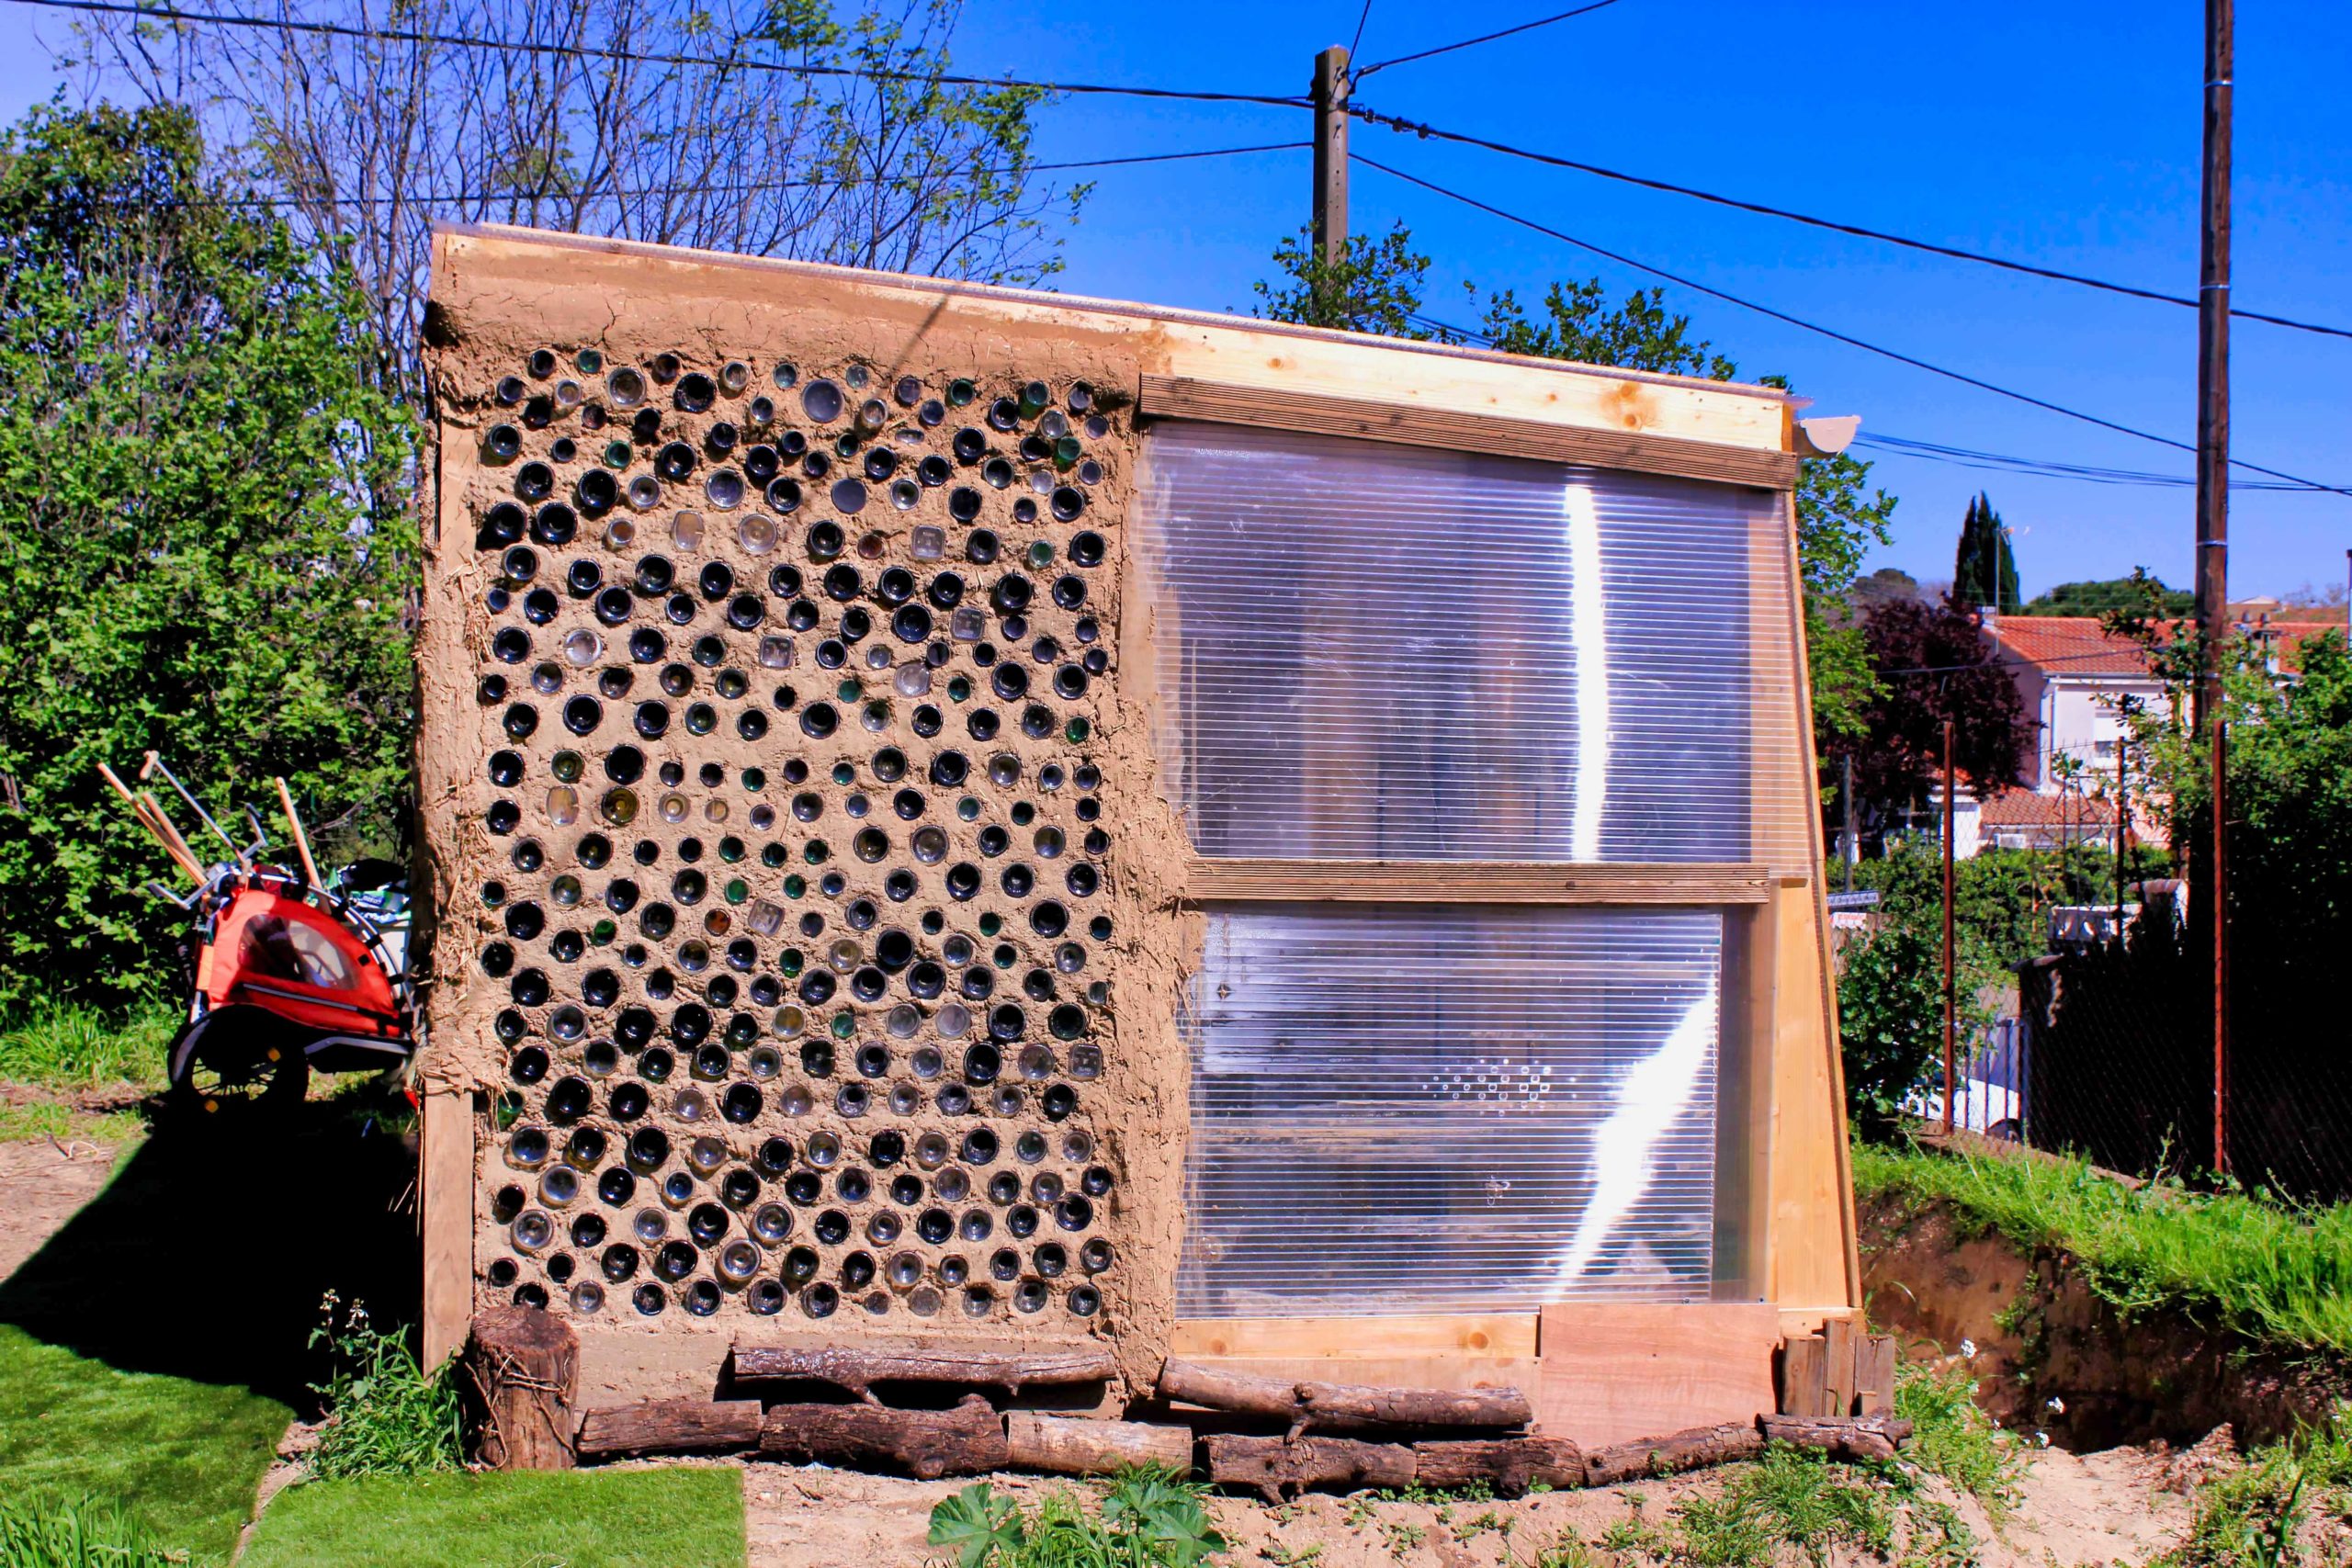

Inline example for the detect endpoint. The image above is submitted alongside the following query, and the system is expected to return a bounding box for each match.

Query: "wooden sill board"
[1182,860,1772,906]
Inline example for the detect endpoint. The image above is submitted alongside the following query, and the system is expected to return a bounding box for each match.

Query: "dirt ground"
[0,1134,122,1280]
[741,1442,2197,1568]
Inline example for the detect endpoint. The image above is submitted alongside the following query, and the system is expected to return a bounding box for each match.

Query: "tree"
[0,103,414,1010]
[1250,225,1898,748]
[1951,491,2020,614]
[1819,594,2034,842]
[1852,567,1921,614]
[62,0,1082,406]
[2018,575,2193,617]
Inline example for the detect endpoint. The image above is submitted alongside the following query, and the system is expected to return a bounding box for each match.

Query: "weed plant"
[1894,1358,2031,1519]
[930,1469,1227,1568]
[0,1005,174,1089]
[0,1493,182,1568]
[2151,1413,2352,1568]
[305,1294,462,1480]
[1855,1140,2352,1358]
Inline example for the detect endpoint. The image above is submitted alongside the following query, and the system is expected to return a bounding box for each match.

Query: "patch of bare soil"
[1861,1191,2352,1449]
[738,1445,2198,1568]
[0,1135,122,1280]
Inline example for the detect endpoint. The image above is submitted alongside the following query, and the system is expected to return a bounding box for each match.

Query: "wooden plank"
[1182,860,1772,907]
[1153,324,1792,454]
[419,1082,474,1371]
[1821,1317,1860,1418]
[1170,1354,1539,1403]
[1140,374,1797,491]
[1765,882,1853,1312]
[1532,1303,1780,1450]
[1777,1335,1826,1418]
[1855,1335,1898,1417]
[1172,1315,1538,1361]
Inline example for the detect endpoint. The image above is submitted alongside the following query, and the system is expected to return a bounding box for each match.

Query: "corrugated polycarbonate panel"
[1136,421,1809,871]
[1176,905,1723,1316]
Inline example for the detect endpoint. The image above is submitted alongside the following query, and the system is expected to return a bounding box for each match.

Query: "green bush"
[0,1494,183,1568]
[305,1295,462,1481]
[929,1470,1227,1568]
[0,103,414,1011]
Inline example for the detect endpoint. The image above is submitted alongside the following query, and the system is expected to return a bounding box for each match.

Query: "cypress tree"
[1953,492,2021,613]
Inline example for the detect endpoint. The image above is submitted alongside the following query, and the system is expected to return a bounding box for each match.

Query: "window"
[1138,422,1797,1315]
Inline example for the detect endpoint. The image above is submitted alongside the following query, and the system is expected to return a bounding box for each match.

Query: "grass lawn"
[1855,1137,2352,1357]
[0,1324,291,1560]
[242,1468,748,1568]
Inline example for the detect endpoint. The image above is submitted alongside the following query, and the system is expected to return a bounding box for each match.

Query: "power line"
[1351,102,2352,343]
[1347,0,1375,64]
[7,0,1309,107]
[1855,432,2330,493]
[1354,152,2352,498]
[143,141,1308,212]
[1351,1,1629,78]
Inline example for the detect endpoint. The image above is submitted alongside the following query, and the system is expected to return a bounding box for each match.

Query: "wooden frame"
[1182,859,1770,906]
[1138,374,1799,492]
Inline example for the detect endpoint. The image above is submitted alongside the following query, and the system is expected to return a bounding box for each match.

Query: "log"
[1204,1433,1417,1505]
[1005,1413,1194,1476]
[1157,1359,1531,1435]
[1759,1415,1914,1464]
[731,1342,1117,1404]
[1583,1422,1764,1487]
[758,1393,1009,1481]
[576,1398,764,1459]
[468,1305,578,1471]
[1410,1438,1585,1496]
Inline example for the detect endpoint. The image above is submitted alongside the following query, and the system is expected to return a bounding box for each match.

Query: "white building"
[1973,615,2155,853]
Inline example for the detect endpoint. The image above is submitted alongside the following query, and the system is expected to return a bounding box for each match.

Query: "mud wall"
[418,237,1193,1391]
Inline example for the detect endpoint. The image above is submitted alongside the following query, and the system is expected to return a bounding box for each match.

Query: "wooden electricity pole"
[2192,0,2233,1177]
[1311,46,1351,280]
[1941,717,1957,1136]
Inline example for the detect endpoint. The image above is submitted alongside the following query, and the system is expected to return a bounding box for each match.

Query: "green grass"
[0,1323,291,1561]
[0,1003,174,1090]
[241,1468,748,1568]
[1893,1358,2030,1521]
[1854,1139,2352,1359]
[0,1493,183,1568]
[0,1097,146,1144]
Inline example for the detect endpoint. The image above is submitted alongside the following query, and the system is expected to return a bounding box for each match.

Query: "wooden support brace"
[1759,1415,1914,1464]
[1004,1413,1194,1477]
[469,1305,578,1471]
[757,1393,1009,1481]
[1410,1438,1586,1496]
[1822,1318,1860,1417]
[729,1342,1117,1404]
[1157,1358,1531,1436]
[575,1398,764,1460]
[1582,1423,1765,1487]
[1778,1334,1828,1417]
[1204,1433,1417,1505]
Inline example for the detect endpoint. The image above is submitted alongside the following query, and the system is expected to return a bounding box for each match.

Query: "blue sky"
[3,0,2346,601]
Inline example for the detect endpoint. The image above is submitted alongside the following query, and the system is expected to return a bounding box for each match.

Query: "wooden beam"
[729,1343,1116,1404]
[419,1083,475,1372]
[1172,1315,1536,1361]
[1182,860,1771,907]
[1139,374,1798,492]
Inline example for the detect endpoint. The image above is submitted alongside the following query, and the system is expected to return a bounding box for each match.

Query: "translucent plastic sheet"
[1136,421,1809,873]
[1176,905,1723,1316]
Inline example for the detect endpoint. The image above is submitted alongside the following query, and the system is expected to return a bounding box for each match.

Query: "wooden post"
[469,1305,578,1470]
[273,775,322,887]
[2212,719,2230,1176]
[1941,716,1957,1134]
[419,1083,476,1371]
[2189,0,2232,1117]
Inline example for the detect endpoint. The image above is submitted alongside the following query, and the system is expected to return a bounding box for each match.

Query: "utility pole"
[1840,754,1857,893]
[1311,46,1351,286]
[2192,0,2233,1181]
[1941,717,1957,1136]
[2115,744,2128,940]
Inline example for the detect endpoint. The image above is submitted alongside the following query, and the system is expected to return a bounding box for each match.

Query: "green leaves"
[924,1469,1228,1568]
[0,103,414,1010]
[929,1483,1025,1568]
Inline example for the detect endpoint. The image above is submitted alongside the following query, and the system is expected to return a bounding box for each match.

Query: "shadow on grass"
[0,1089,420,1414]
